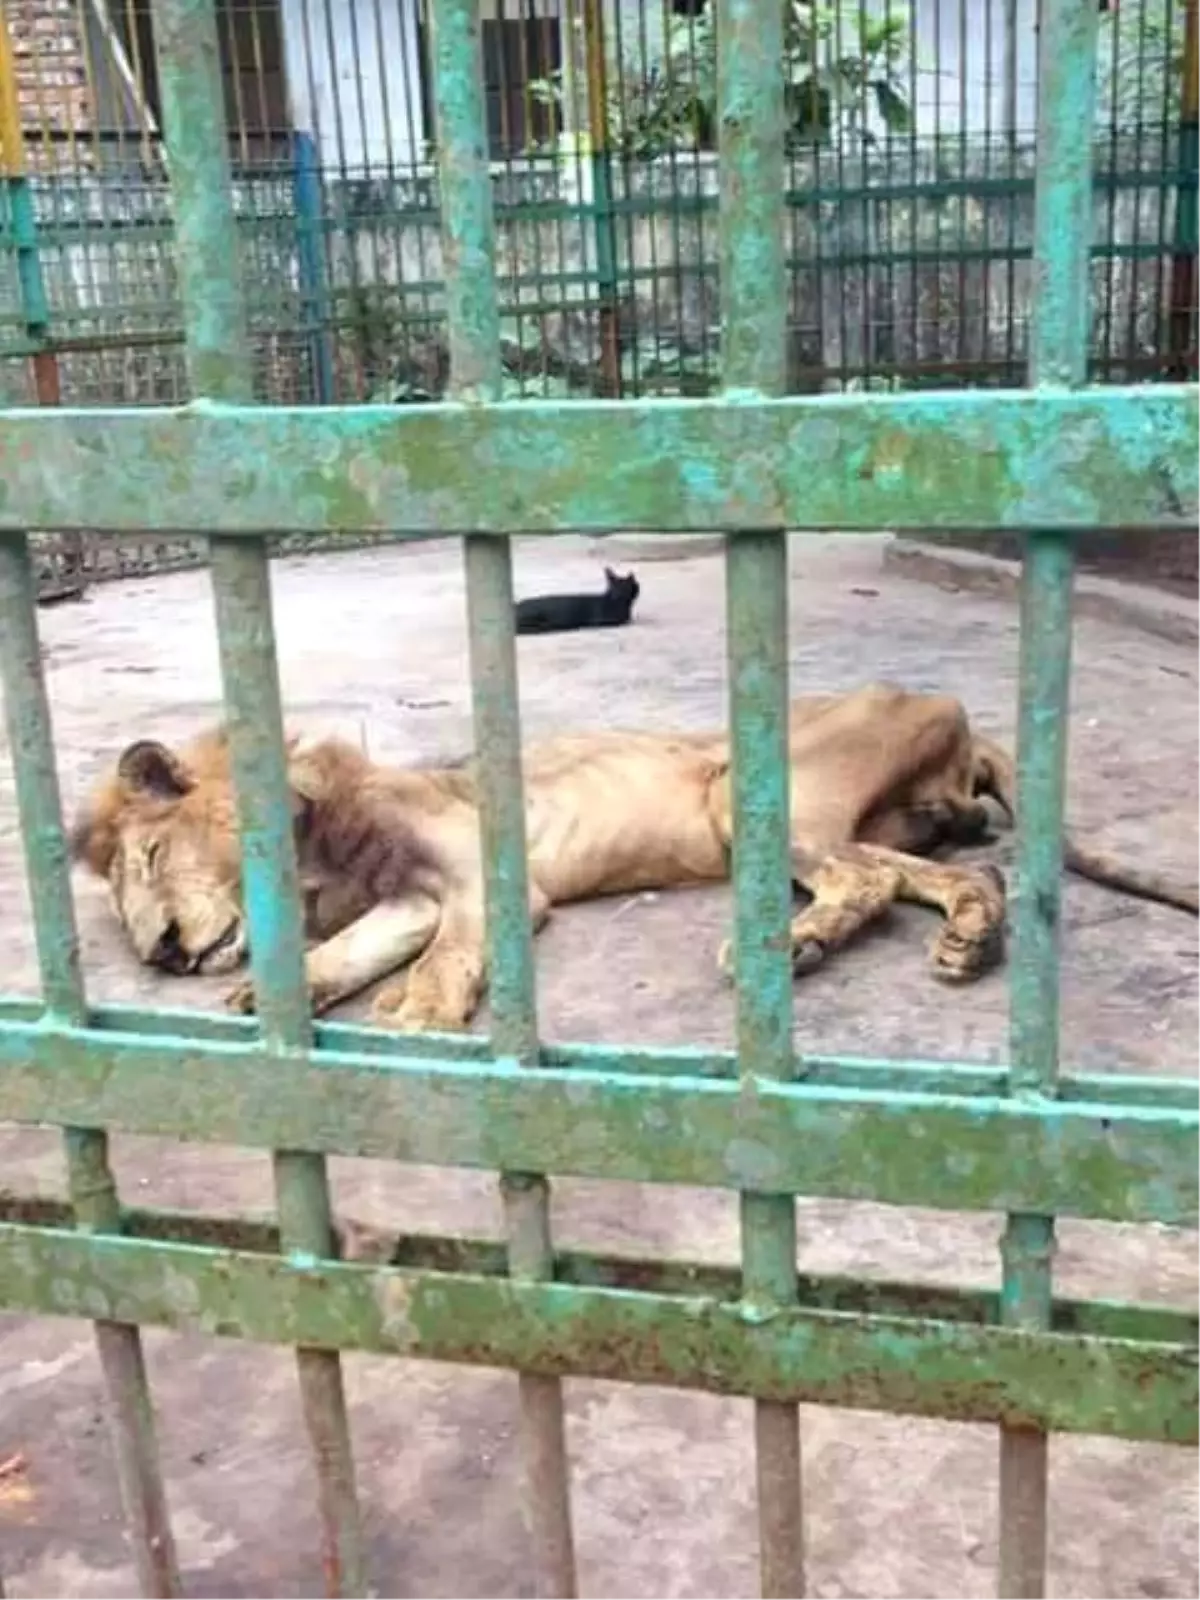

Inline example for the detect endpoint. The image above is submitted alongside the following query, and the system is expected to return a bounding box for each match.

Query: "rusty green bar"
[0,1195,1194,1350]
[149,0,367,1590]
[1,993,1193,1111]
[716,0,801,1586]
[0,387,1195,538]
[429,0,537,1085]
[999,1,1102,1596]
[429,0,575,1590]
[0,531,181,1600]
[0,1019,1196,1225]
[0,541,86,1020]
[0,1223,1195,1446]
[3,1196,1196,1353]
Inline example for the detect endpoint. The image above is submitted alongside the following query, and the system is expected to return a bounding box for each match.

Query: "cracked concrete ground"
[1,533,1196,1599]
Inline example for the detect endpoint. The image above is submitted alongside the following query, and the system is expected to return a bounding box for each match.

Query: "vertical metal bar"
[1169,0,1198,378]
[430,0,576,1593]
[0,7,62,409]
[0,0,16,179]
[149,1,366,1592]
[717,0,800,1594]
[0,534,180,1599]
[0,7,84,597]
[293,130,335,404]
[998,2,1098,1596]
[583,0,620,397]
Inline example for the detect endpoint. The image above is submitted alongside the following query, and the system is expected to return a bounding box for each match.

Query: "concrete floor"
[1,533,1196,1598]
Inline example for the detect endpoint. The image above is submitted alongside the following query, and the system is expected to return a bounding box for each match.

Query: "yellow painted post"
[0,1,26,179]
[1,0,74,604]
[1,5,64,399]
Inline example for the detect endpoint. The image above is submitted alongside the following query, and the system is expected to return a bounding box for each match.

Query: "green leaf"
[528,75,561,107]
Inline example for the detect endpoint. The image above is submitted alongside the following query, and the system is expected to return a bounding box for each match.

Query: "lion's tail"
[971,735,1199,916]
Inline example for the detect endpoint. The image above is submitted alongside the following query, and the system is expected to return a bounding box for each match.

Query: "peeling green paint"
[1001,8,1106,1590]
[0,1018,1194,1224]
[3,1193,1194,1349]
[0,1223,1194,1446]
[0,388,1194,537]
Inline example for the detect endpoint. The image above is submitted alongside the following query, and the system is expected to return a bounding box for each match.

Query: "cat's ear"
[603,566,617,584]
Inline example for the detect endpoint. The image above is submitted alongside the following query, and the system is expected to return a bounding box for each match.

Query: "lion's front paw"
[929,923,1005,983]
[930,872,1006,984]
[368,992,468,1035]
[224,978,258,1015]
[791,938,826,976]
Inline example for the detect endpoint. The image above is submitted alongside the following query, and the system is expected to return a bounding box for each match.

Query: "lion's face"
[74,735,249,977]
[109,810,247,976]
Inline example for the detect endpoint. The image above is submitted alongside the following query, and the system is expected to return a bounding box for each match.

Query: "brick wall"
[4,0,94,169]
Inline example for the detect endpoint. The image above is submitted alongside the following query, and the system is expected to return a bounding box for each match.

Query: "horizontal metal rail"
[2,1195,1195,1352]
[0,387,1195,536]
[0,1222,1195,1446]
[0,1018,1194,1224]
[1,996,1193,1107]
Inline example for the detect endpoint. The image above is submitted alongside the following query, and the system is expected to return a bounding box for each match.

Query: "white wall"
[911,0,1039,137]
[279,0,564,169]
[278,0,1042,171]
[279,0,428,168]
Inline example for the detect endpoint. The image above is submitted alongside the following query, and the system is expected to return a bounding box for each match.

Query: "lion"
[69,682,1198,1033]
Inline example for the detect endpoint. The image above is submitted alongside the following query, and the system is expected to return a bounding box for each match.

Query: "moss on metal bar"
[717,0,802,1569]
[2,997,1191,1110]
[0,1223,1193,1445]
[4,1197,1192,1352]
[0,1021,1194,1224]
[999,2,1106,1587]
[0,388,1194,537]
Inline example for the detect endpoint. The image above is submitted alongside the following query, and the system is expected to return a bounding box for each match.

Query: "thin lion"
[70,682,1198,1033]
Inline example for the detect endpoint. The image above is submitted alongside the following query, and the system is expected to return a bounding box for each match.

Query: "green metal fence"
[0,0,1197,1596]
[1,135,1195,408]
[1,0,1195,595]
[1,0,1197,415]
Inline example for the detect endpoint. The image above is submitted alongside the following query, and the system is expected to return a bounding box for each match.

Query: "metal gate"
[0,0,1196,1593]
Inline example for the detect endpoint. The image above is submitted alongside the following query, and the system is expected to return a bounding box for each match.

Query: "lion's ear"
[116,739,193,800]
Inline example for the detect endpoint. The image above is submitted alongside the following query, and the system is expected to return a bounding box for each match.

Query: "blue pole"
[291,130,334,403]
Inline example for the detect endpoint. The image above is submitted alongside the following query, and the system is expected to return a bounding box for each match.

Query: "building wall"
[0,0,1059,175]
[911,0,1038,137]
[279,0,426,168]
[4,0,94,168]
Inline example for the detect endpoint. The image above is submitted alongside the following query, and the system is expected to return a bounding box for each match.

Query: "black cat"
[514,567,640,636]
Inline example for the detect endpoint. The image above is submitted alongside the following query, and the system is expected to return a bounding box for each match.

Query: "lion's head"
[71,730,249,977]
